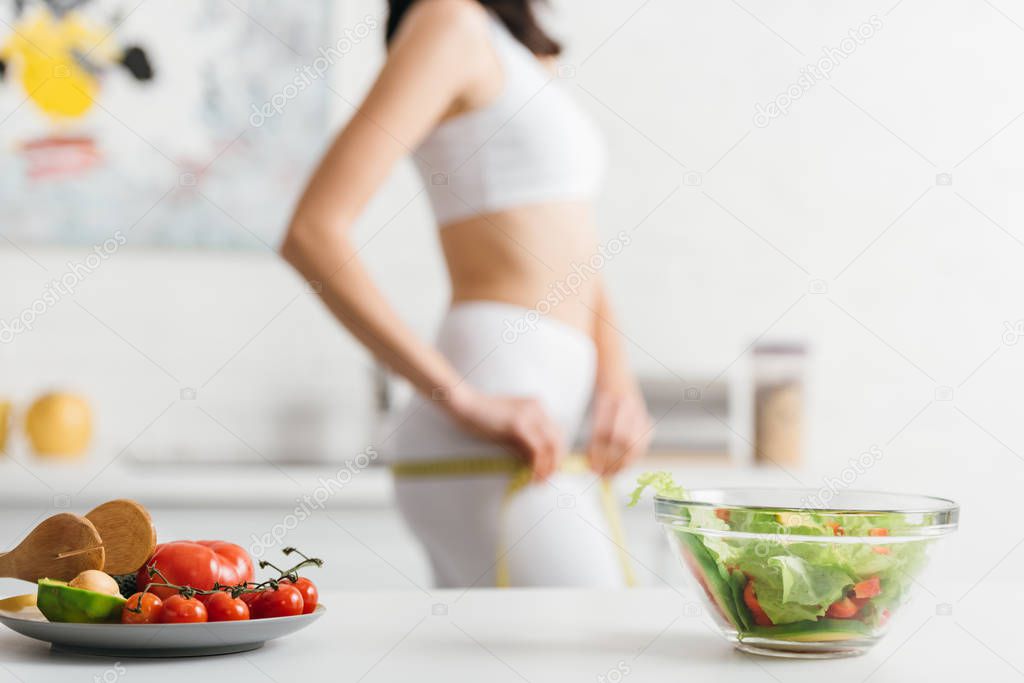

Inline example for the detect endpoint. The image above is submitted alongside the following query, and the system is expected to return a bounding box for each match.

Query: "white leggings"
[389,302,631,588]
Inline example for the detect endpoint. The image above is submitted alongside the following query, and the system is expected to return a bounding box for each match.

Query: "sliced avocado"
[744,618,873,643]
[675,531,749,630]
[37,578,127,624]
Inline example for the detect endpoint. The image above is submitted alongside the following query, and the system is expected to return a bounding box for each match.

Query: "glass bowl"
[654,487,958,658]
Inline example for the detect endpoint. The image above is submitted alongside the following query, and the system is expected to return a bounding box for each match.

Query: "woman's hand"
[449,387,565,480]
[586,388,653,477]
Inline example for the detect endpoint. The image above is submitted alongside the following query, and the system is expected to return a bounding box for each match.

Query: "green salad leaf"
[627,471,686,507]
[771,556,852,616]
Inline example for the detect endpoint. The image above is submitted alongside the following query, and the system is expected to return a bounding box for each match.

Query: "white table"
[0,585,1014,683]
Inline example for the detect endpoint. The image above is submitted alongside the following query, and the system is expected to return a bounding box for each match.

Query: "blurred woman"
[281,0,652,587]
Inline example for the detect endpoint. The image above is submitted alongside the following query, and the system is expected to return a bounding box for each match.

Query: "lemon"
[26,393,92,457]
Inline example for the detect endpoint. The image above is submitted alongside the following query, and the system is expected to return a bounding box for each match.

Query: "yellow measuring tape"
[391,454,636,588]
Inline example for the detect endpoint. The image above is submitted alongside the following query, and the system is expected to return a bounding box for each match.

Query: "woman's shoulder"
[396,0,492,45]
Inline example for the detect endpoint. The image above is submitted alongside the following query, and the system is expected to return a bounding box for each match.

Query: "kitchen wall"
[1,0,1022,580]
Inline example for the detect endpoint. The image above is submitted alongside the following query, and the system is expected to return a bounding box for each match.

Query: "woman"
[281,0,652,587]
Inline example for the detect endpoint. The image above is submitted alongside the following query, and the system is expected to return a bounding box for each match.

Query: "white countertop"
[0,457,802,510]
[0,585,1013,682]
[0,457,396,509]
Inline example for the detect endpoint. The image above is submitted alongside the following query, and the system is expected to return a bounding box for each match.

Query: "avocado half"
[36,578,127,624]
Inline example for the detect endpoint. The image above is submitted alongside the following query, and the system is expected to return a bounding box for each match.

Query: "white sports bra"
[413,15,606,227]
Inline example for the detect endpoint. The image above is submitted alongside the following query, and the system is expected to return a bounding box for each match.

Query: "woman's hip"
[387,301,596,462]
[391,458,633,588]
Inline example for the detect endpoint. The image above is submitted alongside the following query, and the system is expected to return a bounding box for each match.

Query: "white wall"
[3,0,1023,529]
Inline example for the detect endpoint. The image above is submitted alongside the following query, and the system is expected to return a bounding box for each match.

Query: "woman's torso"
[413,11,606,336]
[440,206,599,333]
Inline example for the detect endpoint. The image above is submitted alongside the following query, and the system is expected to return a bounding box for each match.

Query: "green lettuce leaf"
[772,556,852,610]
[627,471,686,507]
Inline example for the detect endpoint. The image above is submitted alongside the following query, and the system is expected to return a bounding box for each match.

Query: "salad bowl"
[648,483,958,658]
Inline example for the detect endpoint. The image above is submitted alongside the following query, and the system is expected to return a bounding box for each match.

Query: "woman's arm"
[283,1,480,399]
[281,0,564,477]
[586,279,653,475]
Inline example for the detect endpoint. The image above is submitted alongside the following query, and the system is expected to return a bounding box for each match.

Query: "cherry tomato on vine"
[121,592,162,624]
[196,588,234,605]
[205,591,250,622]
[196,591,216,605]
[240,591,260,605]
[249,584,304,619]
[159,595,208,623]
[280,577,318,614]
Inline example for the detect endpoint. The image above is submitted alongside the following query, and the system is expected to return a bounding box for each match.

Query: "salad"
[630,473,951,651]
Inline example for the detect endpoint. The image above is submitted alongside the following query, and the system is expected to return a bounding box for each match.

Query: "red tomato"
[866,528,891,555]
[196,590,218,605]
[137,543,219,599]
[205,591,250,622]
[853,577,882,599]
[281,577,318,614]
[159,595,208,623]
[826,597,860,619]
[249,585,304,619]
[742,581,773,626]
[195,586,247,606]
[240,590,262,606]
[121,592,162,624]
[137,541,255,599]
[195,541,254,586]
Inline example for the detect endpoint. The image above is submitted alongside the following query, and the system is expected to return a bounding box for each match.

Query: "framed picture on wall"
[0,0,332,248]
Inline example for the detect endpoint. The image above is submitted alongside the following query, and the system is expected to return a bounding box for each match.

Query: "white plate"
[0,594,324,657]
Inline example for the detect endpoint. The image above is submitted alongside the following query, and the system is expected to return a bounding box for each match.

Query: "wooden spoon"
[0,513,104,581]
[85,499,156,575]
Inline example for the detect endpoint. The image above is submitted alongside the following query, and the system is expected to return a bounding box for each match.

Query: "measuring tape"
[391,454,636,587]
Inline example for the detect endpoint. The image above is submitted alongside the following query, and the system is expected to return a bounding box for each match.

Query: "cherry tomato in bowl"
[159,595,208,623]
[121,592,162,624]
[240,591,261,606]
[249,585,304,619]
[281,577,318,615]
[205,591,250,622]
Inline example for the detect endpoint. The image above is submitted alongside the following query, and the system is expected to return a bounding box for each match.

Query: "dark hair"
[386,0,560,56]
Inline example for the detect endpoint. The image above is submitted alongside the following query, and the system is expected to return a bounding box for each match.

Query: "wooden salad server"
[85,499,157,575]
[0,513,105,581]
